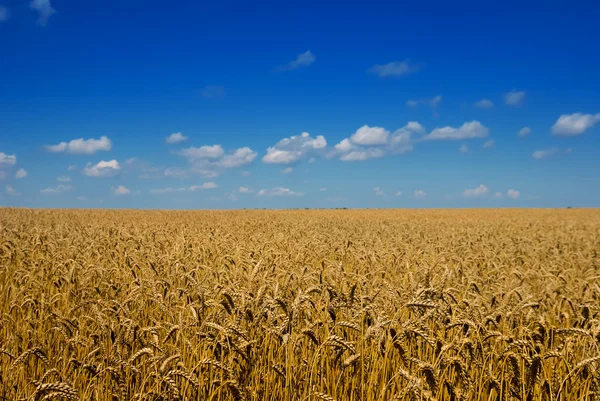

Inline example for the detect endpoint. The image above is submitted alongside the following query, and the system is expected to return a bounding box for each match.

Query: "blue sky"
[1,0,599,209]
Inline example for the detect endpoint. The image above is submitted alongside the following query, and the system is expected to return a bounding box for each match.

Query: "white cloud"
[83,160,121,177]
[165,132,188,144]
[0,152,17,166]
[475,99,494,108]
[463,184,488,197]
[201,85,226,98]
[459,144,469,153]
[113,185,131,195]
[334,138,354,153]
[407,95,442,108]
[30,0,55,26]
[340,148,385,162]
[67,165,77,171]
[320,188,328,192]
[396,191,402,197]
[483,140,495,149]
[239,186,252,193]
[507,189,520,199]
[257,187,303,196]
[519,127,531,137]
[263,132,326,164]
[163,167,188,178]
[414,190,426,198]
[532,148,558,160]
[57,176,71,183]
[46,136,111,154]
[189,182,217,191]
[425,121,489,140]
[15,169,27,179]
[0,6,9,22]
[505,90,526,106]
[370,60,419,78]
[350,125,389,145]
[179,145,224,160]
[41,184,71,194]
[551,113,600,136]
[373,187,384,196]
[6,185,18,195]
[278,50,315,71]
[217,147,257,168]
[282,167,293,174]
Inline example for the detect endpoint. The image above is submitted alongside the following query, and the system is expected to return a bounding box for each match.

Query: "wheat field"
[1,208,599,400]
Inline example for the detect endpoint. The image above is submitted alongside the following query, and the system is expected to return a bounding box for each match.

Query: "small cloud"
[0,152,17,166]
[463,184,488,197]
[414,190,426,198]
[113,185,131,195]
[370,59,420,78]
[494,192,503,198]
[373,187,385,196]
[239,186,252,193]
[201,85,226,98]
[189,182,217,191]
[475,99,494,108]
[407,95,442,108]
[395,191,402,197]
[425,121,489,141]
[218,147,257,168]
[0,6,9,23]
[6,185,19,196]
[15,168,27,179]
[83,160,121,177]
[282,167,293,174]
[41,184,72,194]
[459,144,469,153]
[320,188,327,192]
[519,127,531,137]
[483,140,495,149]
[551,112,600,136]
[350,125,389,145]
[277,50,315,71]
[532,148,558,160]
[46,136,111,154]
[257,187,303,196]
[179,144,224,160]
[340,148,385,162]
[507,189,520,199]
[30,0,56,26]
[57,176,71,183]
[67,165,77,171]
[165,132,188,144]
[505,89,526,106]
[263,132,326,164]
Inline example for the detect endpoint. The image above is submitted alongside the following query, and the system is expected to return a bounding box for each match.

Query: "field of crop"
[1,208,600,400]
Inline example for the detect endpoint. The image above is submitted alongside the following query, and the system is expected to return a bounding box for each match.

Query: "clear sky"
[1,0,599,209]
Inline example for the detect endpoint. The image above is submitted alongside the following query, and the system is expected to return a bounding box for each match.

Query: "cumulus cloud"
[340,148,385,162]
[46,136,111,154]
[15,168,27,179]
[30,0,55,26]
[532,148,558,160]
[113,185,131,195]
[201,85,226,98]
[350,125,389,145]
[505,90,526,106]
[257,187,303,196]
[459,144,469,153]
[263,132,326,164]
[165,132,188,144]
[6,185,18,195]
[0,6,9,22]
[0,152,17,166]
[217,147,257,168]
[425,121,489,140]
[277,50,315,71]
[369,59,420,78]
[483,140,495,149]
[551,113,600,136]
[282,167,293,174]
[83,160,121,177]
[507,189,520,199]
[463,184,488,197]
[414,190,426,198]
[373,187,384,196]
[519,127,531,137]
[406,95,442,108]
[41,184,71,194]
[179,145,224,160]
[177,144,256,177]
[475,99,494,108]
